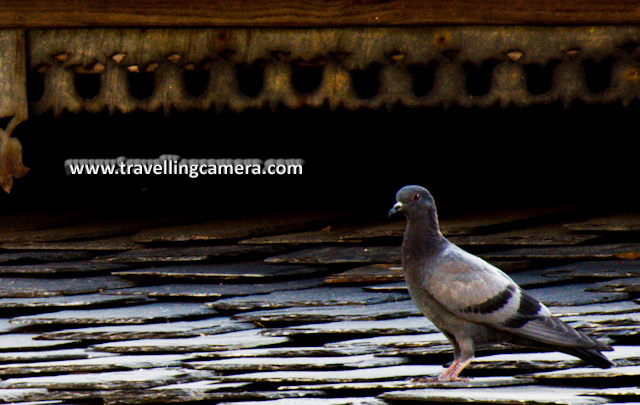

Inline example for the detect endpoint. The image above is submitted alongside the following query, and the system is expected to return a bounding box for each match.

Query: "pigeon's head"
[388,185,436,220]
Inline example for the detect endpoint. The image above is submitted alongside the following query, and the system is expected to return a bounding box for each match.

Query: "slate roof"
[0,207,638,404]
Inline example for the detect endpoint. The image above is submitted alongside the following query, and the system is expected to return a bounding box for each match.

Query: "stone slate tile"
[542,260,640,281]
[240,220,406,245]
[186,354,408,372]
[191,346,377,360]
[217,398,387,405]
[0,261,129,276]
[471,346,640,371]
[113,261,329,282]
[232,300,420,323]
[588,277,640,294]
[278,376,532,392]
[482,243,640,261]
[0,368,213,390]
[379,385,607,404]
[0,276,135,298]
[527,283,628,307]
[525,365,640,380]
[0,389,50,403]
[263,317,437,338]
[551,301,640,317]
[104,277,326,299]
[219,365,444,384]
[91,329,289,354]
[324,264,404,285]
[37,317,255,341]
[103,387,324,405]
[265,246,400,265]
[1,236,139,251]
[0,334,77,351]
[132,212,350,243]
[448,225,596,247]
[97,245,284,264]
[324,333,448,350]
[10,302,213,326]
[0,348,116,364]
[0,354,190,376]
[564,213,640,232]
[0,293,149,309]
[0,251,96,265]
[0,216,191,244]
[207,287,409,311]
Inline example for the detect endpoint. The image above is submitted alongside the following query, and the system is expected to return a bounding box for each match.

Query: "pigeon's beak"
[388,202,403,217]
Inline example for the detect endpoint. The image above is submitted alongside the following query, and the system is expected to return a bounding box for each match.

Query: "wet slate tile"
[0,276,135,298]
[105,277,326,299]
[132,212,349,243]
[90,329,290,354]
[97,381,249,405]
[0,354,190,376]
[186,354,408,372]
[10,302,213,326]
[0,261,129,276]
[0,251,96,265]
[0,348,115,364]
[324,264,404,284]
[482,243,640,261]
[581,387,640,400]
[0,368,212,390]
[98,245,284,264]
[0,334,77,351]
[564,213,640,233]
[112,261,328,282]
[563,312,640,332]
[527,283,628,306]
[278,376,533,392]
[207,287,409,311]
[264,246,400,265]
[263,317,437,338]
[232,300,420,323]
[1,236,139,251]
[37,317,255,341]
[0,293,149,309]
[379,386,608,404]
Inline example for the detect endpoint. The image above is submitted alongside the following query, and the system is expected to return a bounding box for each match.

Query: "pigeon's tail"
[559,346,614,369]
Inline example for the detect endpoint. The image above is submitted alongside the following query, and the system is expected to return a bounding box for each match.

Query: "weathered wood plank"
[1,1,639,28]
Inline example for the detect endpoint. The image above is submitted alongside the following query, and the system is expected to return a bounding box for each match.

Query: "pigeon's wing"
[422,244,608,350]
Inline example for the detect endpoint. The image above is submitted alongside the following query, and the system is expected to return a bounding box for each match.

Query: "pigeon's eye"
[411,193,420,201]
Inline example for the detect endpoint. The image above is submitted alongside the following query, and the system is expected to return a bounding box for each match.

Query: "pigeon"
[389,185,613,381]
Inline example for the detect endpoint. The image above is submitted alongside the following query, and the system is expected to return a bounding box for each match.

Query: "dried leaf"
[0,133,30,193]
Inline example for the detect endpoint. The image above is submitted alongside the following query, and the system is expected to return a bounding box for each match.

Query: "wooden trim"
[1,0,640,28]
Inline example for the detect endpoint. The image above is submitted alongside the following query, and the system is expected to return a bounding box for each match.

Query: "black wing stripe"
[463,284,516,315]
[503,289,542,328]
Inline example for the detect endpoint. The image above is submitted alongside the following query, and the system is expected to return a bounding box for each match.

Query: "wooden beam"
[1,0,640,28]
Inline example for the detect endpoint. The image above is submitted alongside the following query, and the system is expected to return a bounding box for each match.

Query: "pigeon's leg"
[437,333,462,381]
[438,338,473,382]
